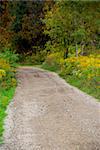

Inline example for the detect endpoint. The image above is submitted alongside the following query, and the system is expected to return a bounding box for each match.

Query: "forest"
[0,0,100,143]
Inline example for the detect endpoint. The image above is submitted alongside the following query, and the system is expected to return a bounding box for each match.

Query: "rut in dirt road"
[0,67,100,150]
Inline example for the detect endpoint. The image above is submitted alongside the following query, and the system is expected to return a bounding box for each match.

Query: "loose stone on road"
[0,67,100,150]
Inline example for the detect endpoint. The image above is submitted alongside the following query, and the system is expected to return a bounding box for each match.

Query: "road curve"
[0,67,100,150]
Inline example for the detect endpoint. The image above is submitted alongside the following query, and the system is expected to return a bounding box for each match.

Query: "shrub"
[0,69,6,79]
[60,55,100,99]
[0,58,11,71]
[43,52,64,71]
[20,51,46,65]
[0,48,19,67]
[60,55,100,77]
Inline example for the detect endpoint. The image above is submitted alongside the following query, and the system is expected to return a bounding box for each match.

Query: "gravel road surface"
[0,67,100,150]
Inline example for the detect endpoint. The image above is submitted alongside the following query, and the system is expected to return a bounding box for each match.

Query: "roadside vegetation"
[0,0,100,143]
[0,49,18,143]
[42,53,100,100]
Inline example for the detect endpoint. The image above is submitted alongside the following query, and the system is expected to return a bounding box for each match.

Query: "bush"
[0,48,19,67]
[20,51,46,65]
[43,52,64,72]
[0,48,18,89]
[0,69,6,79]
[60,55,100,77]
[60,55,100,99]
[0,58,17,90]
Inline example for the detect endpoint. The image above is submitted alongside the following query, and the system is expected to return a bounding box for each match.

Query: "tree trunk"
[64,48,68,59]
[76,43,78,57]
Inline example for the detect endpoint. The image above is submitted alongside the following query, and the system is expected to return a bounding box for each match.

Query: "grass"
[61,75,100,101]
[0,87,16,144]
[42,63,60,73]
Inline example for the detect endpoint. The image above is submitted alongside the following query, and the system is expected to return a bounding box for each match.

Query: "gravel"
[0,67,100,150]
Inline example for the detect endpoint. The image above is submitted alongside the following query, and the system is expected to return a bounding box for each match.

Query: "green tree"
[0,1,13,50]
[43,1,100,56]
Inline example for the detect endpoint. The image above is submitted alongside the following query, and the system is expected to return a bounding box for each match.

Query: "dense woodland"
[0,1,100,59]
[0,0,100,142]
[0,1,54,63]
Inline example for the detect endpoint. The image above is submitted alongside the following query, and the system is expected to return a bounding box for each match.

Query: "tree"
[0,1,13,50]
[9,1,46,55]
[43,1,100,56]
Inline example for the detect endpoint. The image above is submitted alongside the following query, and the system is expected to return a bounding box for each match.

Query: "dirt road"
[0,67,100,150]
